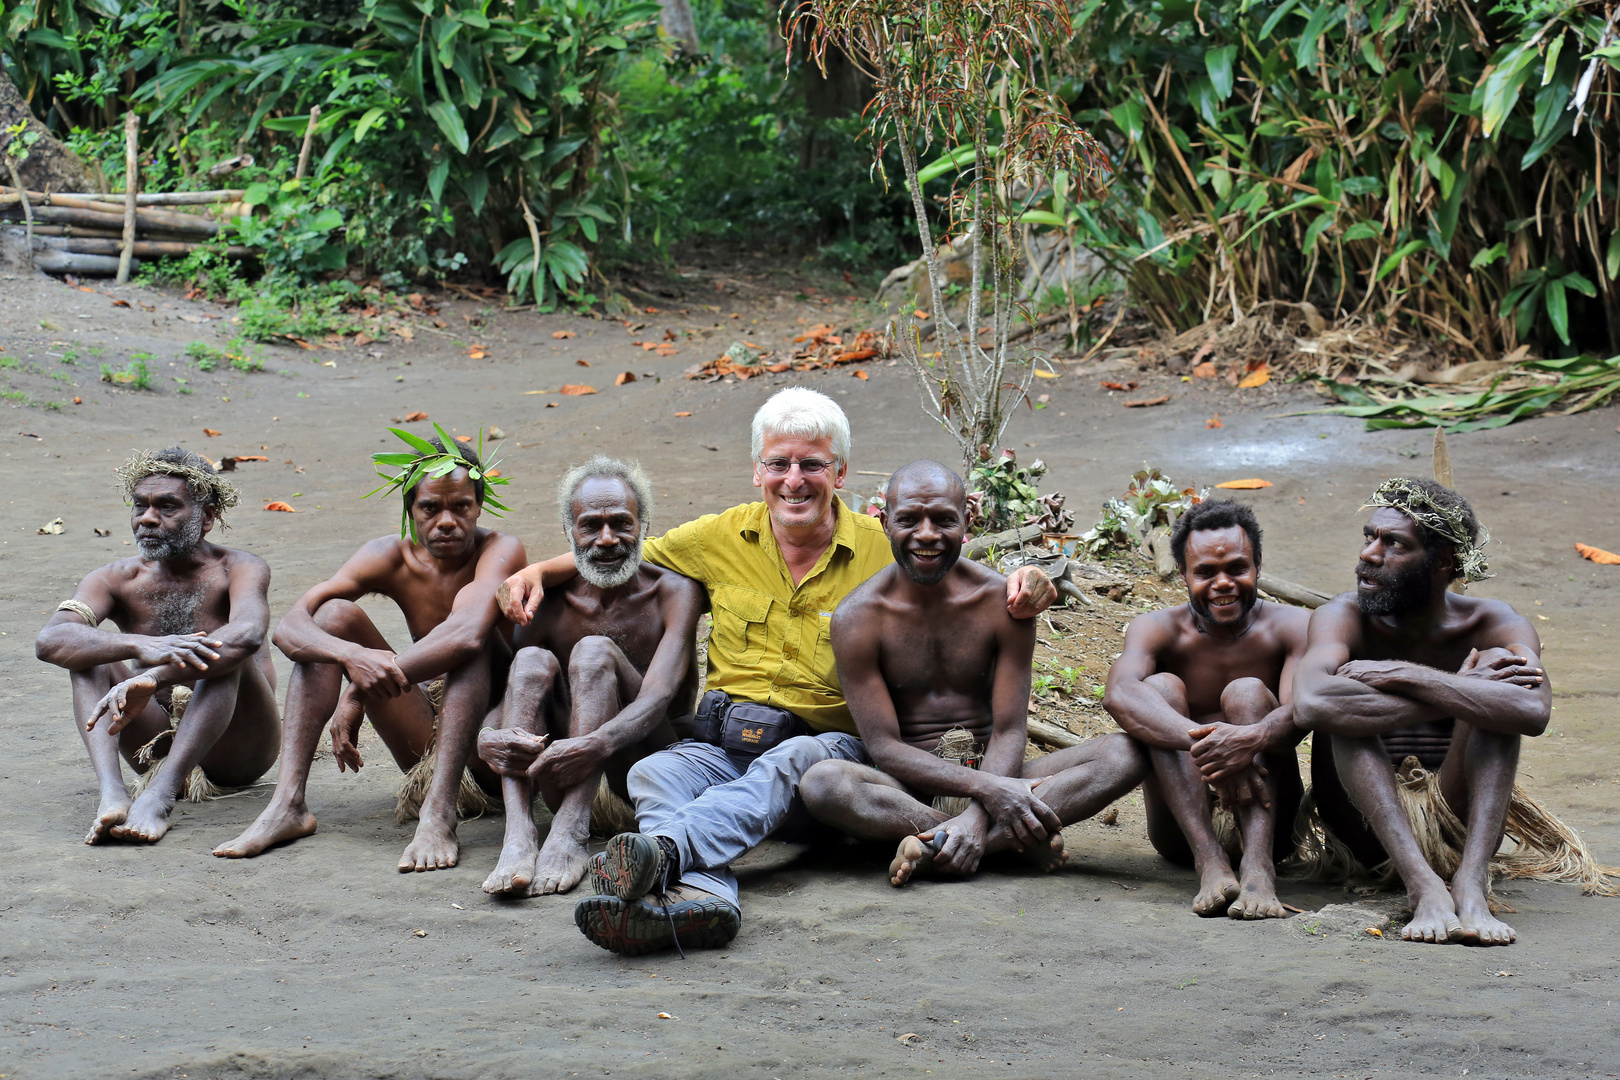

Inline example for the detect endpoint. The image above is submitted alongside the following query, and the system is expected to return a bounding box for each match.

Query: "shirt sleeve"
[640,515,708,583]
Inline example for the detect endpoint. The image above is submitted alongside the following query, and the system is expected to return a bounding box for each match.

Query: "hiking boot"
[586,850,612,896]
[574,886,740,957]
[600,832,679,900]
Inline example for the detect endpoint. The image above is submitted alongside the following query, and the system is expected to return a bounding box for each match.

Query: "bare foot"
[1192,862,1240,917]
[1227,867,1288,920]
[528,833,590,896]
[399,818,459,872]
[85,793,132,844]
[1401,888,1464,944]
[1021,832,1067,874]
[889,831,944,888]
[213,803,317,858]
[1455,891,1516,946]
[483,836,539,894]
[111,789,175,843]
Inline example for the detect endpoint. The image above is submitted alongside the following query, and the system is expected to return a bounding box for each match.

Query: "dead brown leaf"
[1215,478,1274,489]
[1206,413,1224,429]
[1575,542,1620,565]
[1237,366,1271,389]
[111,299,130,308]
[264,501,299,512]
[1123,395,1170,408]
[552,330,577,339]
[615,371,637,385]
[404,411,429,422]
[1101,380,1139,392]
[1192,361,1217,378]
[559,384,597,396]
[852,369,869,380]
[674,411,692,417]
[468,345,488,360]
[203,428,222,437]
[454,435,472,443]
[576,359,591,367]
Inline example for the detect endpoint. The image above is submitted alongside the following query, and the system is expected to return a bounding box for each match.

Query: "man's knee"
[511,646,563,692]
[310,598,365,637]
[799,759,855,810]
[1144,672,1188,712]
[1220,676,1276,719]
[568,635,620,687]
[1101,731,1151,781]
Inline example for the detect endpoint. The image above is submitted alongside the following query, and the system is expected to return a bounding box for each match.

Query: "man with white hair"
[499,387,1056,955]
[476,457,704,898]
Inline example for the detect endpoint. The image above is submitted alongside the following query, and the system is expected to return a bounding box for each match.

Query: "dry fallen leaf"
[559,384,597,396]
[72,396,82,404]
[404,411,429,421]
[1365,928,1384,938]
[468,346,487,360]
[203,428,222,437]
[675,411,692,418]
[264,501,299,512]
[852,369,869,380]
[616,371,637,385]
[486,469,502,478]
[576,358,592,367]
[454,435,472,443]
[655,344,678,357]
[111,299,130,308]
[38,517,65,535]
[1101,380,1139,391]
[1215,479,1274,489]
[1238,366,1272,389]
[545,401,558,408]
[656,1012,674,1020]
[1124,395,1170,408]
[412,929,427,938]
[1192,361,1217,378]
[1575,542,1620,565]
[914,309,930,319]
[1206,413,1224,429]
[552,330,576,339]
[94,527,110,537]
[1033,369,1060,379]
[897,1034,921,1047]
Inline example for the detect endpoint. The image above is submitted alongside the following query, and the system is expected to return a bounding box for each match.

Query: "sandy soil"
[2,254,1619,1080]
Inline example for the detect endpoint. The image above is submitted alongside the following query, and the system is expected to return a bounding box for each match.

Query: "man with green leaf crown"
[215,425,529,872]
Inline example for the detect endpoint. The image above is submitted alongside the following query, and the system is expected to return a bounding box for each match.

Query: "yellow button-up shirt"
[642,499,893,735]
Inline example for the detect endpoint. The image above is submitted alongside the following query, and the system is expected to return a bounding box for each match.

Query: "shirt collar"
[739,497,859,558]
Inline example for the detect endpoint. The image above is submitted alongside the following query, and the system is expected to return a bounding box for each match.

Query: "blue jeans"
[625,732,867,913]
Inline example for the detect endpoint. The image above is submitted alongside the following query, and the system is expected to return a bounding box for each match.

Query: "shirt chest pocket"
[709,585,773,667]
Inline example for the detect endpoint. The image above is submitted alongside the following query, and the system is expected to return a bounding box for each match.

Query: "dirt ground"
[2,253,1619,1080]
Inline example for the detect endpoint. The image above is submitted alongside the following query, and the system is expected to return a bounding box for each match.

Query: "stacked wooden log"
[0,185,252,276]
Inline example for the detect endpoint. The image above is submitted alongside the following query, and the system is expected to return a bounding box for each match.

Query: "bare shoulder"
[1308,595,1365,643]
[1125,603,1184,643]
[831,567,894,633]
[648,562,702,601]
[476,527,528,565]
[218,545,270,577]
[1459,594,1539,646]
[1260,598,1312,647]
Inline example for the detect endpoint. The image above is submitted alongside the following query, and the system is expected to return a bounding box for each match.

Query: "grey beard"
[137,511,204,562]
[574,542,643,590]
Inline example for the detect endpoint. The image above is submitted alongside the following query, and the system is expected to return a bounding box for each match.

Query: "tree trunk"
[659,0,699,54]
[0,65,93,194]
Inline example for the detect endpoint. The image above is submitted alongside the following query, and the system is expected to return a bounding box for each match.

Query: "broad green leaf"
[354,105,389,143]
[1259,0,1300,40]
[1341,221,1381,241]
[1019,209,1068,227]
[1476,42,1538,137]
[427,157,451,204]
[426,99,470,155]
[579,216,598,243]
[917,144,979,185]
[1375,239,1428,282]
[1206,45,1237,100]
[1561,271,1597,298]
[1470,242,1508,268]
[1296,3,1343,70]
[389,427,438,455]
[1542,34,1564,85]
[1545,278,1569,344]
[460,169,489,216]
[1607,234,1620,280]
[1110,101,1144,143]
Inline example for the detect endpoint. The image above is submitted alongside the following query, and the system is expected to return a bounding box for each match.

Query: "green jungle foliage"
[1049,0,1620,356]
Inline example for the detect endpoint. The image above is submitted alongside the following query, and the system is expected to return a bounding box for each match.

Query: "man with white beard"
[476,457,705,897]
[36,447,282,844]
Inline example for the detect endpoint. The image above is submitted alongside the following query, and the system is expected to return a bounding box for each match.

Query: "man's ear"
[199,504,217,536]
[832,460,847,489]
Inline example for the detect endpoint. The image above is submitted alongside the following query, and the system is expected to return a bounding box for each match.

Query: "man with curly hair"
[1294,477,1550,946]
[36,447,282,844]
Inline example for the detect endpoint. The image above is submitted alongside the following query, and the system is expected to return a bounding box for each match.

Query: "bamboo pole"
[1,204,221,236]
[2,158,32,268]
[294,106,321,181]
[27,235,254,259]
[0,187,245,206]
[117,112,139,284]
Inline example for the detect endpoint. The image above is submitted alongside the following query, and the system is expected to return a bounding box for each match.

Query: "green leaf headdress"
[364,422,512,541]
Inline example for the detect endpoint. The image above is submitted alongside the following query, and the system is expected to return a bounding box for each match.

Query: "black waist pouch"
[692,690,810,757]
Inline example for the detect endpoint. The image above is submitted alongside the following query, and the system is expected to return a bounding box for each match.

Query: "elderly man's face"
[752,432,846,532]
[131,475,211,561]
[570,475,644,589]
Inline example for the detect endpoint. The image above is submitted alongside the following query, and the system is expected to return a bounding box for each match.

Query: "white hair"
[557,455,654,535]
[750,387,851,463]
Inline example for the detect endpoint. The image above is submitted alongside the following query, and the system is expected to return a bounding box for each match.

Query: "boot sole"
[574,895,740,957]
[602,832,664,900]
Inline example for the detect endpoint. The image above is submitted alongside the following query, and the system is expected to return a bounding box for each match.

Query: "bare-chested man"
[801,461,1146,885]
[1294,477,1549,946]
[215,434,527,871]
[477,457,703,897]
[1104,500,1310,918]
[36,448,280,844]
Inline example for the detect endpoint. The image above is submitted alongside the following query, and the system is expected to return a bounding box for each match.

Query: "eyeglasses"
[757,457,837,476]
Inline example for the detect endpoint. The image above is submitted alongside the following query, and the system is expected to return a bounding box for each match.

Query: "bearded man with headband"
[36,447,281,844]
[1294,477,1551,946]
[476,456,704,897]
